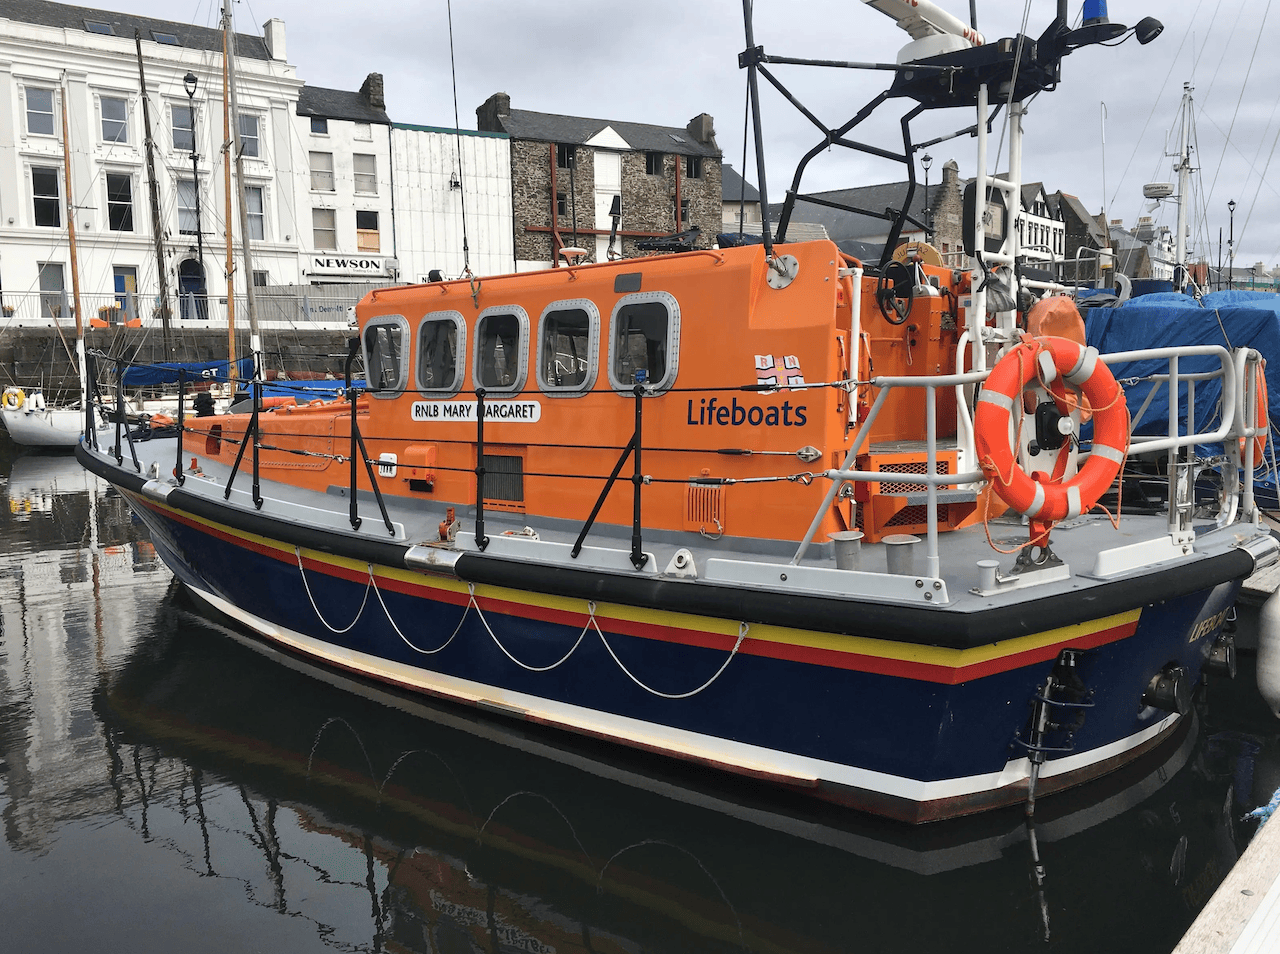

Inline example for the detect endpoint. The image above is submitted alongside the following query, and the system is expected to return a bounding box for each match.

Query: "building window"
[356,210,379,251]
[557,143,575,169]
[27,88,55,136]
[474,309,527,392]
[32,167,61,227]
[238,114,259,158]
[152,31,179,45]
[645,151,663,175]
[537,303,598,392]
[176,179,198,234]
[312,208,336,250]
[85,19,114,35]
[38,263,66,318]
[309,151,334,191]
[106,173,133,231]
[253,270,270,287]
[364,319,405,392]
[245,186,264,240]
[556,191,567,217]
[311,116,328,135]
[680,198,690,225]
[610,293,679,391]
[173,104,194,151]
[685,155,703,179]
[417,312,464,393]
[354,122,372,141]
[101,96,128,143]
[353,153,377,194]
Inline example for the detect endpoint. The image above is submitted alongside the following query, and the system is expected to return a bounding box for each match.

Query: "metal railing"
[2,290,364,330]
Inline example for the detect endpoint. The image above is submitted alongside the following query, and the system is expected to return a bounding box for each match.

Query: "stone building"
[477,93,721,270]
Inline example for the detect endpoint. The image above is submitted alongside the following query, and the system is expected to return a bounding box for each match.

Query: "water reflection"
[3,436,1280,953]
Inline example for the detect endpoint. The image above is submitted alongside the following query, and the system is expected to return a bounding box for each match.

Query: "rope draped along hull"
[92,456,1248,824]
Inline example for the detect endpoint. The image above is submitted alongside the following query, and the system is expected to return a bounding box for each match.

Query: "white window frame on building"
[238,114,260,158]
[245,185,265,240]
[313,208,337,250]
[26,87,56,137]
[173,103,195,152]
[38,262,66,318]
[31,166,61,227]
[310,151,334,192]
[353,153,377,194]
[252,270,270,287]
[105,172,134,231]
[177,178,198,234]
[100,94,128,144]
[356,210,379,252]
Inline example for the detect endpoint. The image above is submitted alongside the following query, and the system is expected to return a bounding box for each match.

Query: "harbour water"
[3,434,1280,953]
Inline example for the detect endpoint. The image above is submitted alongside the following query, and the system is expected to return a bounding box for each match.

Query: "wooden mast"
[222,3,261,375]
[60,76,87,411]
[222,22,237,386]
[134,30,174,354]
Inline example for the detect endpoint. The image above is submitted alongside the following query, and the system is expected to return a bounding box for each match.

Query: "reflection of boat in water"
[92,596,1267,954]
[5,452,97,515]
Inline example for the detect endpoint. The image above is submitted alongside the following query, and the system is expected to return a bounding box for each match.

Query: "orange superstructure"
[183,239,976,544]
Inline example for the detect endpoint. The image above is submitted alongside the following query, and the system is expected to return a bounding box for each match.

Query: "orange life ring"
[1241,362,1269,463]
[975,336,1128,521]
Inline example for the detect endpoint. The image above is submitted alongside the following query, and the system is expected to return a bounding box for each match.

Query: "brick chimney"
[686,112,716,148]
[359,72,385,111]
[477,92,511,133]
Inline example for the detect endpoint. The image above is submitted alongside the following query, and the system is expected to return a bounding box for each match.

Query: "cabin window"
[31,167,61,227]
[26,88,55,136]
[473,307,529,393]
[609,292,680,391]
[537,301,598,393]
[417,311,465,394]
[101,96,128,143]
[363,318,407,394]
[106,174,134,231]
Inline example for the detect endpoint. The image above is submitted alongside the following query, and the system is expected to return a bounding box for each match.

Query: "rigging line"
[1105,0,1203,212]
[371,570,471,655]
[295,545,371,633]
[1194,0,1241,108]
[446,0,472,278]
[1235,118,1280,254]
[1205,0,1272,208]
[988,0,1034,177]
[470,591,591,672]
[598,621,750,700]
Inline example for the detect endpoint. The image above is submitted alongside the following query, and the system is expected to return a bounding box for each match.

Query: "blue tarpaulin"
[122,358,254,387]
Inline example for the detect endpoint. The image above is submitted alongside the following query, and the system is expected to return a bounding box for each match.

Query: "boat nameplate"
[703,558,949,604]
[454,531,659,575]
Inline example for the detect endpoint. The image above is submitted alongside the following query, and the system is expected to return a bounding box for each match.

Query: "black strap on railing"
[251,380,263,509]
[175,369,186,486]
[224,388,260,505]
[474,387,489,550]
[571,384,648,568]
[114,369,140,472]
[84,351,99,451]
[343,339,395,535]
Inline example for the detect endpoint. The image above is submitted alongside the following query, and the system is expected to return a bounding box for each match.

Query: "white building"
[1016,182,1066,265]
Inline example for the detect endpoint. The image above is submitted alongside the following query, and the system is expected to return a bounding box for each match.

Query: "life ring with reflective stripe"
[1,387,24,410]
[975,336,1128,521]
[1241,362,1269,463]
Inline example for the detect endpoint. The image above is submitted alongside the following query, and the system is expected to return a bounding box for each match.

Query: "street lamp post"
[184,71,204,316]
[1228,199,1236,291]
[921,153,933,244]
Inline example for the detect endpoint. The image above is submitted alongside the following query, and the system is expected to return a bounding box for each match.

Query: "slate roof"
[297,86,390,125]
[1050,192,1108,247]
[721,164,760,203]
[767,179,940,243]
[3,0,270,59]
[495,108,719,157]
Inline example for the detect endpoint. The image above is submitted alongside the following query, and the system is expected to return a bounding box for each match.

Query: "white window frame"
[177,179,198,234]
[312,207,337,250]
[101,95,129,144]
[353,153,377,194]
[105,172,134,232]
[172,103,195,152]
[31,166,61,227]
[245,185,265,240]
[309,151,334,192]
[26,88,56,137]
[238,113,260,158]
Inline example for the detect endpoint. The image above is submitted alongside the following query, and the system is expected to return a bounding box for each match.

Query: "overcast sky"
[141,1,1279,268]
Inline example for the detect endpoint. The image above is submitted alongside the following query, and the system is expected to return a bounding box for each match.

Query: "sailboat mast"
[134,30,174,353]
[60,76,87,410]
[1174,82,1193,290]
[222,4,262,375]
[222,24,237,386]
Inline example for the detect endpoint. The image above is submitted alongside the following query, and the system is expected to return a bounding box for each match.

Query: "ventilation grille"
[684,483,724,533]
[481,454,524,502]
[877,459,950,495]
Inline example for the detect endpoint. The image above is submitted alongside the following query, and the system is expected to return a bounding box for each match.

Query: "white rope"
[471,594,592,672]
[371,570,472,655]
[597,621,750,700]
[296,546,371,634]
